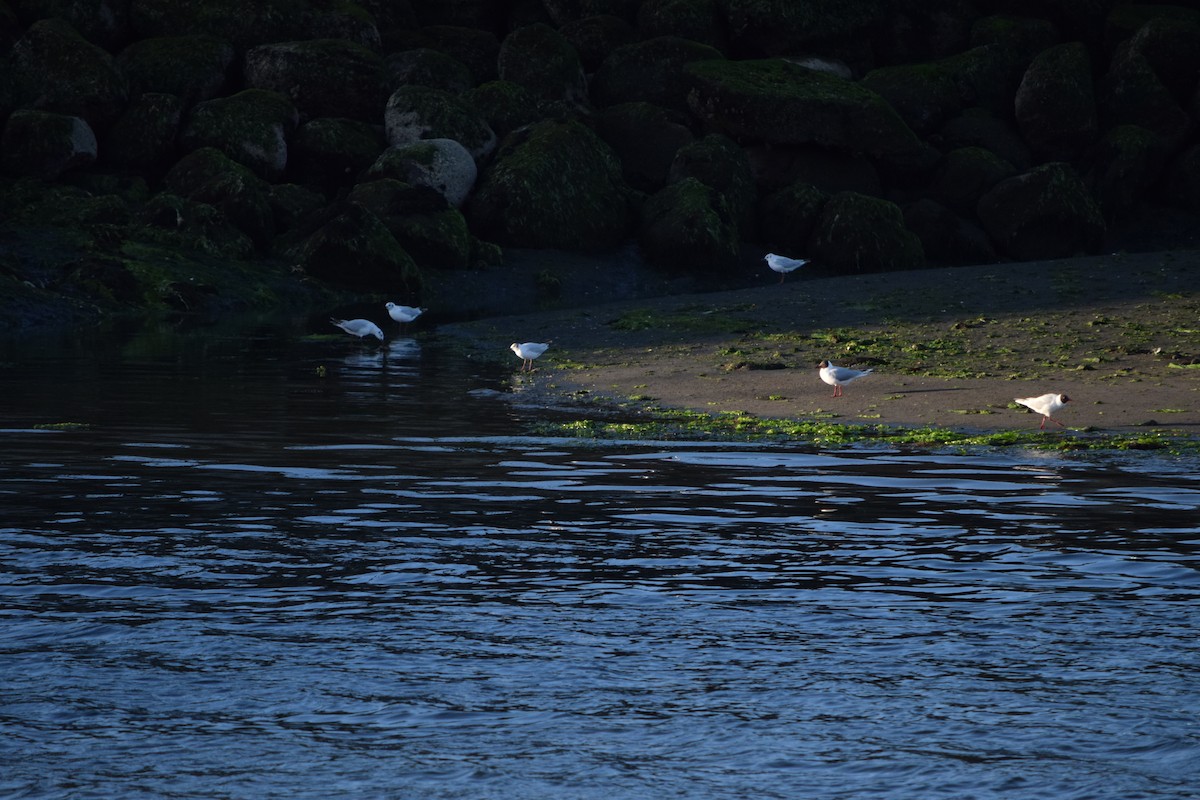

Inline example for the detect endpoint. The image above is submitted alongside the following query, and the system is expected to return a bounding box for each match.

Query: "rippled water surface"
[2,322,1199,800]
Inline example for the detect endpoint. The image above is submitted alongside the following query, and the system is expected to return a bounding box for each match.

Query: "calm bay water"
[1,319,1198,799]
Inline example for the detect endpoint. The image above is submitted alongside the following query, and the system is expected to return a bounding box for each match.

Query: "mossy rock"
[639,177,738,273]
[384,48,475,93]
[138,193,255,260]
[938,107,1032,171]
[102,92,183,175]
[1079,125,1168,223]
[1014,42,1098,161]
[861,56,971,137]
[0,110,97,179]
[668,132,757,239]
[636,0,726,50]
[497,22,587,111]
[384,85,497,161]
[758,181,827,255]
[386,24,500,84]
[178,89,299,181]
[685,59,926,162]
[596,101,694,192]
[291,203,421,292]
[8,17,128,133]
[592,35,724,112]
[163,147,276,250]
[348,178,473,268]
[116,35,237,107]
[467,80,542,138]
[127,0,377,48]
[928,146,1016,214]
[1125,17,1200,103]
[267,182,327,234]
[559,14,637,71]
[289,117,387,194]
[902,198,997,267]
[809,191,925,274]
[245,39,387,123]
[466,119,635,249]
[363,139,478,208]
[977,162,1106,260]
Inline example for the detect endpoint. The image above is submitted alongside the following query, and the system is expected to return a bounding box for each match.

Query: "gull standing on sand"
[819,359,873,397]
[765,253,809,283]
[331,317,384,341]
[1015,393,1070,429]
[511,342,549,372]
[385,302,425,328]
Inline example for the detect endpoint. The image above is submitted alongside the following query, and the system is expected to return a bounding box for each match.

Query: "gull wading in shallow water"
[331,317,384,341]
[765,253,809,283]
[385,302,425,328]
[511,342,549,372]
[1015,393,1070,429]
[819,360,873,397]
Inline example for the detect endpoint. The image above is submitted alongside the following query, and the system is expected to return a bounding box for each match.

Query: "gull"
[331,317,383,341]
[819,359,873,397]
[1015,393,1070,429]
[765,253,809,283]
[385,302,425,328]
[510,342,549,372]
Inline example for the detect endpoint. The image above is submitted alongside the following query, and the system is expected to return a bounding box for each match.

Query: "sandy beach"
[445,250,1200,437]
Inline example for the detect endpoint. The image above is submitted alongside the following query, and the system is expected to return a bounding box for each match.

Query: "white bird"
[331,317,384,341]
[510,342,549,372]
[819,359,873,397]
[1015,392,1070,430]
[765,253,809,283]
[385,302,425,327]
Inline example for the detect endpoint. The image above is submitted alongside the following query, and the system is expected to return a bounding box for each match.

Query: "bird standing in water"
[331,317,384,341]
[385,302,425,330]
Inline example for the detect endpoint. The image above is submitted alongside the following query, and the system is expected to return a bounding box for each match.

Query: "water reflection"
[0,323,1198,800]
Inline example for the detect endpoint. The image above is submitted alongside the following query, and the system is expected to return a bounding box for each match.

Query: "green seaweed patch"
[34,422,91,430]
[527,403,1198,454]
[609,305,755,334]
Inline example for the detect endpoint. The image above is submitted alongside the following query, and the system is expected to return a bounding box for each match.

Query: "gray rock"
[363,139,478,208]
[383,85,496,162]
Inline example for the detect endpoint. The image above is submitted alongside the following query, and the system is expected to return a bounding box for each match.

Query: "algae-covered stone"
[592,35,724,112]
[15,0,130,50]
[349,179,474,268]
[363,139,477,208]
[1014,42,1098,161]
[117,35,236,107]
[103,92,183,175]
[977,162,1105,260]
[0,110,97,179]
[639,177,739,273]
[466,119,635,249]
[292,203,421,292]
[467,80,542,138]
[497,23,588,112]
[929,146,1016,215]
[903,198,997,267]
[559,14,637,71]
[163,147,276,250]
[636,0,726,50]
[1124,16,1200,103]
[758,181,827,256]
[668,133,757,239]
[1079,125,1168,223]
[8,17,128,133]
[938,108,1032,171]
[179,89,299,181]
[388,24,500,84]
[685,59,927,163]
[809,191,925,274]
[1097,42,1192,151]
[721,0,886,56]
[129,0,378,48]
[384,85,497,162]
[384,48,475,93]
[245,39,387,123]
[288,117,387,194]
[596,101,694,192]
[139,192,256,259]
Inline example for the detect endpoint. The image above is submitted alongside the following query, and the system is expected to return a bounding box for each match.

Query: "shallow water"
[2,320,1198,799]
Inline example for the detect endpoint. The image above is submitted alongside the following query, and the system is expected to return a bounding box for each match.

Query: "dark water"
[2,320,1198,800]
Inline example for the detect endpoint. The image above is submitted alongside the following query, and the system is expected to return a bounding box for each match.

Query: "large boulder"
[977,162,1106,260]
[1014,42,1098,161]
[288,117,387,195]
[291,203,420,292]
[721,0,887,61]
[163,147,277,249]
[244,39,387,123]
[117,35,237,108]
[559,14,637,72]
[668,133,757,239]
[14,0,130,50]
[636,0,726,50]
[467,80,542,138]
[938,107,1032,171]
[178,89,299,181]
[383,85,497,162]
[348,179,475,268]
[129,0,378,48]
[384,48,475,93]
[685,59,930,167]
[592,36,724,113]
[758,181,827,256]
[596,101,694,192]
[639,177,739,273]
[1120,15,1200,104]
[1079,124,1169,223]
[466,119,635,249]
[809,191,925,273]
[746,144,881,197]
[903,198,997,267]
[1097,42,1194,152]
[497,23,588,112]
[387,24,499,84]
[362,139,478,208]
[102,92,183,175]
[0,110,97,179]
[7,17,128,133]
[928,146,1016,216]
